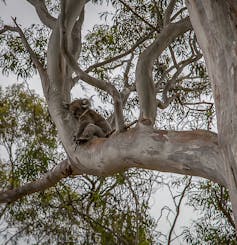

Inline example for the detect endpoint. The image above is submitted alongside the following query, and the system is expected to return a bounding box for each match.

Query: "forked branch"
[26,0,56,29]
[136,17,192,124]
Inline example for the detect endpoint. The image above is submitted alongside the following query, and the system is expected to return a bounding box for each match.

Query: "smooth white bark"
[0,126,226,203]
[186,0,237,229]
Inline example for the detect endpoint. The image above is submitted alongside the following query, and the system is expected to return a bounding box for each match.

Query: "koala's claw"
[73,135,90,146]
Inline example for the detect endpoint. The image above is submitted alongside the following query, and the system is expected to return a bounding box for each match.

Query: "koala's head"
[69,98,91,118]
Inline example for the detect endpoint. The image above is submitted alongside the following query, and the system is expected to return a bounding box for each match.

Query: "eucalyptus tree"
[1,0,237,233]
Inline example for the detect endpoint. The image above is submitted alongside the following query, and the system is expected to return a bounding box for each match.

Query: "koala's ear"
[82,99,90,108]
[62,102,70,110]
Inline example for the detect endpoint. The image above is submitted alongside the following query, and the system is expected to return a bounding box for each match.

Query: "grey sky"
[0,0,111,94]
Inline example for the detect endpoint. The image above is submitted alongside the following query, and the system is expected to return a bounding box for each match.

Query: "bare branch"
[167,177,192,244]
[26,0,56,29]
[0,159,73,203]
[171,7,188,22]
[158,51,202,103]
[182,101,213,106]
[136,17,192,124]
[169,45,178,68]
[0,25,17,34]
[117,0,158,32]
[123,53,134,87]
[12,18,45,74]
[85,31,154,73]
[157,96,176,109]
[7,18,49,94]
[152,0,163,29]
[164,0,176,26]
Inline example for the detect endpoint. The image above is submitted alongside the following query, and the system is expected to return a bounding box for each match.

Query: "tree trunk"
[186,0,237,229]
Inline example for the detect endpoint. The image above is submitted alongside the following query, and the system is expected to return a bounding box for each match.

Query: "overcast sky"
[0,0,112,95]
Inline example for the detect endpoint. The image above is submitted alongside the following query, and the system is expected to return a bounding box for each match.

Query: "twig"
[85,32,154,73]
[117,0,158,31]
[11,18,46,76]
[167,177,192,244]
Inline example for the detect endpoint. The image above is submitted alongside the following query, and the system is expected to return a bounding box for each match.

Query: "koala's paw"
[73,134,91,145]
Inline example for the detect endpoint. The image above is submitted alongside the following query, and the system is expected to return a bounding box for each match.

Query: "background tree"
[0,0,237,236]
[184,180,236,244]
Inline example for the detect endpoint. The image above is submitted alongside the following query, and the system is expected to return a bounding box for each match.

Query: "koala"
[69,98,111,144]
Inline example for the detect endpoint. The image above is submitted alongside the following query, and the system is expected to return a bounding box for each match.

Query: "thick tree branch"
[186,0,237,229]
[69,126,226,187]
[136,17,192,124]
[0,128,226,204]
[0,159,74,204]
[46,0,86,97]
[26,0,56,29]
[70,12,84,60]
